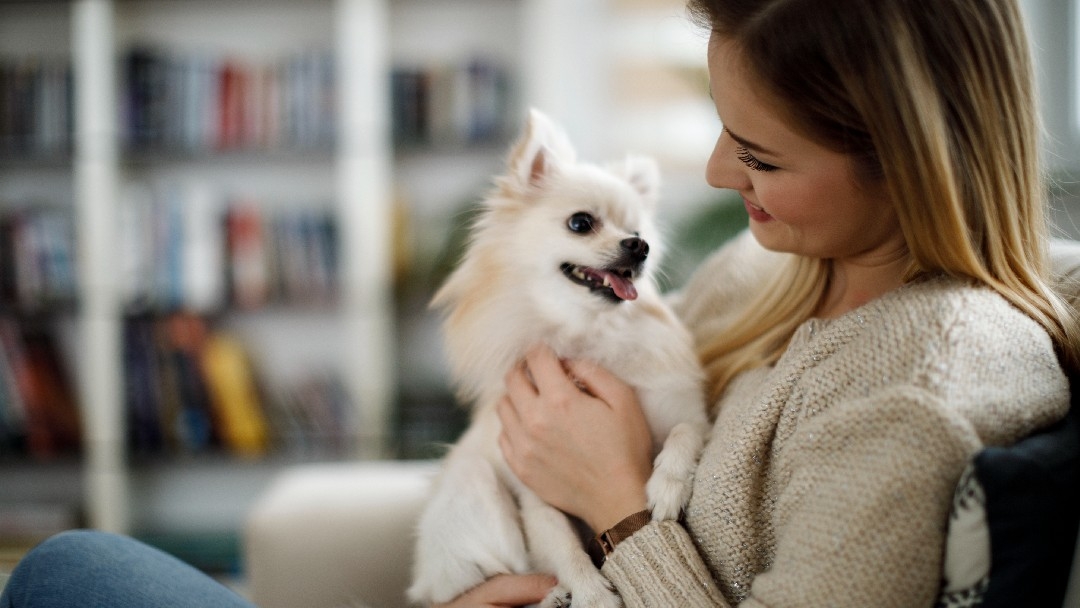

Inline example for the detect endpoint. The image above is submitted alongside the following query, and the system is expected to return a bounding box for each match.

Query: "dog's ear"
[618,154,661,207]
[507,108,577,190]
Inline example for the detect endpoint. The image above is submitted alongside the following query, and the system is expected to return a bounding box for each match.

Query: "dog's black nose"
[621,237,649,261]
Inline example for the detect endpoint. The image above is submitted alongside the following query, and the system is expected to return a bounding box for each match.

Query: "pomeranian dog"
[408,109,708,608]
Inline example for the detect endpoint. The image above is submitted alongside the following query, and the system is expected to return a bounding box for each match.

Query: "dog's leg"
[516,487,622,608]
[646,420,708,521]
[409,451,529,605]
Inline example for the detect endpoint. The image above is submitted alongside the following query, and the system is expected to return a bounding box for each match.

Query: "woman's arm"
[602,386,981,608]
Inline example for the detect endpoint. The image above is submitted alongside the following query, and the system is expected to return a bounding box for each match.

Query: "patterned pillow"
[937,464,990,608]
[937,400,1080,608]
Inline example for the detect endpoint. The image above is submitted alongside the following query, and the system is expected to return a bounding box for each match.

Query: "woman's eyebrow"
[724,126,780,157]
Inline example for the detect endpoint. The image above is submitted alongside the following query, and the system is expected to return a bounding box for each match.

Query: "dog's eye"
[567,212,596,234]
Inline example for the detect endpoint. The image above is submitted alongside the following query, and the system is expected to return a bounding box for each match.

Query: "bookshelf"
[0,0,721,569]
[0,0,402,550]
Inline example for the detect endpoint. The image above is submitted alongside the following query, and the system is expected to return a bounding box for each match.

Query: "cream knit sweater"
[602,232,1070,607]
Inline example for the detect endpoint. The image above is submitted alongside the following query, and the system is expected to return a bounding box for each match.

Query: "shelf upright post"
[335,0,397,458]
[72,0,128,533]
[520,0,606,159]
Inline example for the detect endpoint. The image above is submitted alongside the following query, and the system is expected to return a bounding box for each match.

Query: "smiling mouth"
[560,263,638,302]
[743,197,773,221]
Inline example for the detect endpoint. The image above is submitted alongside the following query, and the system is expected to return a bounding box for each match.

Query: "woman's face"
[705,33,905,263]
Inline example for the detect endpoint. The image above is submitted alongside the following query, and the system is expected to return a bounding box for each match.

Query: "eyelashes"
[735,146,778,172]
[719,126,779,172]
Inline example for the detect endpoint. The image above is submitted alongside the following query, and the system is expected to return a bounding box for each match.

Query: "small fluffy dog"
[408,109,708,608]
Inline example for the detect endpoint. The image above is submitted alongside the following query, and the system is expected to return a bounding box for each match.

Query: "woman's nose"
[705,129,750,191]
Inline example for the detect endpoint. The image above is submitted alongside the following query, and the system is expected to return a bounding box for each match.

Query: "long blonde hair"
[688,0,1080,402]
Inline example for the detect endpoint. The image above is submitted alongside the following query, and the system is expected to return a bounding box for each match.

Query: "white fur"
[408,109,709,608]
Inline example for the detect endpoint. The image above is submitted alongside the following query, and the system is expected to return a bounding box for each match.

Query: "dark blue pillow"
[974,385,1080,608]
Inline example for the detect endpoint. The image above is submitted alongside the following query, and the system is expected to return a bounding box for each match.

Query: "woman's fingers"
[433,573,559,607]
[564,357,637,412]
[476,573,559,605]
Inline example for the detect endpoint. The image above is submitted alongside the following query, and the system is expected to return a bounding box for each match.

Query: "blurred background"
[0,0,1077,587]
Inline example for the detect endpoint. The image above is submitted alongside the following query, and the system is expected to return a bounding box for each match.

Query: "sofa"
[244,240,1080,608]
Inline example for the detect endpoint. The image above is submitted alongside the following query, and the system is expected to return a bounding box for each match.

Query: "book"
[0,319,80,459]
[179,183,225,311]
[200,332,269,457]
[0,318,27,454]
[225,203,270,310]
[124,317,164,455]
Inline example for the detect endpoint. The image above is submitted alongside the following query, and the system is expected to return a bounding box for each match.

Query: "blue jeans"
[0,530,256,607]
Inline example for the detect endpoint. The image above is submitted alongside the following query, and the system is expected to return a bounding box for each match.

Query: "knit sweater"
[601,232,1070,607]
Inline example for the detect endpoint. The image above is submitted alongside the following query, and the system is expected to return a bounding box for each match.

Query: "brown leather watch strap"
[587,509,652,568]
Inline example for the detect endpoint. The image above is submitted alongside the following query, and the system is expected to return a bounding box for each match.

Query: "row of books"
[0,58,72,158]
[124,46,336,153]
[1,51,516,159]
[124,312,355,458]
[391,58,513,148]
[120,184,338,313]
[0,317,80,460]
[0,207,77,312]
[0,309,359,460]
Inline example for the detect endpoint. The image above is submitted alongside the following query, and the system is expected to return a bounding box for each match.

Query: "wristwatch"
[587,509,652,568]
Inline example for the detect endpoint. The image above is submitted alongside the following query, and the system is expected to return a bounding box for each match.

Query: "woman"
[450,0,1077,606]
[3,0,1075,607]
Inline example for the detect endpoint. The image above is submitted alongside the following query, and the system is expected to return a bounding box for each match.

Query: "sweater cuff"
[602,520,728,607]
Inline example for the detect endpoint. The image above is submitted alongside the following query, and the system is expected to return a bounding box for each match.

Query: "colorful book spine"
[119,184,338,313]
[121,313,355,459]
[200,332,269,457]
[0,318,80,460]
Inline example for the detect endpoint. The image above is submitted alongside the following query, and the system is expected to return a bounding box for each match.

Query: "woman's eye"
[735,146,778,172]
[567,212,596,233]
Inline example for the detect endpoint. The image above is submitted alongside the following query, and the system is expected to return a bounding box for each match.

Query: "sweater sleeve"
[745,385,981,607]
[604,385,982,608]
[602,520,731,607]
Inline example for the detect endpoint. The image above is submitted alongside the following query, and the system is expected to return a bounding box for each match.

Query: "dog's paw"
[646,473,690,521]
[647,422,705,521]
[539,586,573,608]
[540,585,622,608]
[545,577,622,608]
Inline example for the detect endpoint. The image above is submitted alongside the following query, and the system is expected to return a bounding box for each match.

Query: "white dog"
[408,109,708,608]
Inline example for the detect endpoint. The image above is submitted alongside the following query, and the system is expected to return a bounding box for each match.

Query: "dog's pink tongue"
[604,271,638,301]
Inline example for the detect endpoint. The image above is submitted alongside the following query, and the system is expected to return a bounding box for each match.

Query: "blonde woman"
[451,0,1079,606]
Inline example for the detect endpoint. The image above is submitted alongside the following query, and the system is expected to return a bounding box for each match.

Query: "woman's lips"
[743,197,773,222]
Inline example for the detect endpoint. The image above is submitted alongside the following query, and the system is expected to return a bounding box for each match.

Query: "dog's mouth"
[560,263,638,302]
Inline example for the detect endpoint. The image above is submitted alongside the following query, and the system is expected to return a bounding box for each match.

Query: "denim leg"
[0,530,256,608]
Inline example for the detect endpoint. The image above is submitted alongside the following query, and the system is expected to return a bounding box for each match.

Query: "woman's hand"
[433,574,558,608]
[496,344,654,533]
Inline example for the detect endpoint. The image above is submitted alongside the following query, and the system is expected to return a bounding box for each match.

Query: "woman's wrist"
[587,493,649,535]
[587,508,654,568]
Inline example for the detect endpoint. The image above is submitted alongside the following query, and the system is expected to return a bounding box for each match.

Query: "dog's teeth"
[602,276,611,287]
[573,269,586,280]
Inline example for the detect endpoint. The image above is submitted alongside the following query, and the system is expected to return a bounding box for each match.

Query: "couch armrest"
[244,460,438,608]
